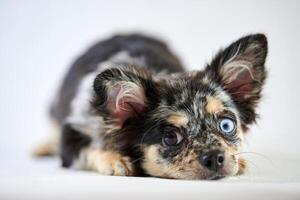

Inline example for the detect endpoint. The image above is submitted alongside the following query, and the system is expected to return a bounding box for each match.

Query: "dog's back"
[34,34,185,157]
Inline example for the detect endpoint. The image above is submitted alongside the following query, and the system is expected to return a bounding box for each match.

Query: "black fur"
[60,125,91,167]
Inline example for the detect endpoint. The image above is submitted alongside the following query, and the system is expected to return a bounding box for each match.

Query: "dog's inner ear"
[106,80,146,124]
[207,34,268,103]
[220,58,259,102]
[93,67,152,126]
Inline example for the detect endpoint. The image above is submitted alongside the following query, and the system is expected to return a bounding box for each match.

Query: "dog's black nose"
[200,150,225,171]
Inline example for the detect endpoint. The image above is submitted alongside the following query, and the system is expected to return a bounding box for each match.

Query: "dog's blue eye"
[219,118,235,135]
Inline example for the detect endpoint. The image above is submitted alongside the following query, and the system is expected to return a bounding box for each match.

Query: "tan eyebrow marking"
[167,112,188,127]
[206,97,224,114]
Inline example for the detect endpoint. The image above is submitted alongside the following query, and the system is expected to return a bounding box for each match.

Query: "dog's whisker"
[242,158,260,171]
[235,151,275,167]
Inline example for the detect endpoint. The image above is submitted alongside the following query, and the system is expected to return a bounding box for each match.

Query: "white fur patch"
[104,51,146,67]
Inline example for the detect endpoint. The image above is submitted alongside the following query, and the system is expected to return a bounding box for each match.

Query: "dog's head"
[92,34,267,179]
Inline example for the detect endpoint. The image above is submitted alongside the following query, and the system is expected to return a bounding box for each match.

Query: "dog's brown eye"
[163,132,183,146]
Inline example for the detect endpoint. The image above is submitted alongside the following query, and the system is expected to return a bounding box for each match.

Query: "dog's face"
[93,34,267,179]
[139,79,245,179]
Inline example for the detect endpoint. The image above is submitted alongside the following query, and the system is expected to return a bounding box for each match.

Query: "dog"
[33,33,267,180]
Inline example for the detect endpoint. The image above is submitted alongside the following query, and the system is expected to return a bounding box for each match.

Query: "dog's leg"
[60,124,133,176]
[32,121,60,157]
[79,148,134,176]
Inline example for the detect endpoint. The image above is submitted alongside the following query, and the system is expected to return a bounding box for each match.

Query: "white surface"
[1,155,300,200]
[0,0,300,199]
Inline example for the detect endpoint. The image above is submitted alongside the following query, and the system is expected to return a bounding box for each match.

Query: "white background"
[0,0,300,198]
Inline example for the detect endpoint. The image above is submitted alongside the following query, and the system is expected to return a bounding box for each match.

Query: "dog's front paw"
[88,150,134,176]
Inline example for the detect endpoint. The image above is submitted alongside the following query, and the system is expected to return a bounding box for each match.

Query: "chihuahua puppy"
[34,33,267,180]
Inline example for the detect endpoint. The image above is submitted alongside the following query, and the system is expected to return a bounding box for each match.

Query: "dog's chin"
[167,171,232,180]
[193,172,229,180]
[204,167,239,180]
[208,174,226,180]
[171,165,239,180]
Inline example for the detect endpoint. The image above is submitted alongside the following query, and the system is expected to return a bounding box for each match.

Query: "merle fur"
[60,124,91,167]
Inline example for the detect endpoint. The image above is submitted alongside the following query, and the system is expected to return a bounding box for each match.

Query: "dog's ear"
[93,66,157,126]
[205,34,268,124]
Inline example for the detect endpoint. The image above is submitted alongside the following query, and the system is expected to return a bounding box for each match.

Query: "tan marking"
[142,145,206,179]
[237,158,247,175]
[167,112,188,127]
[142,145,169,178]
[81,148,133,176]
[206,97,224,114]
